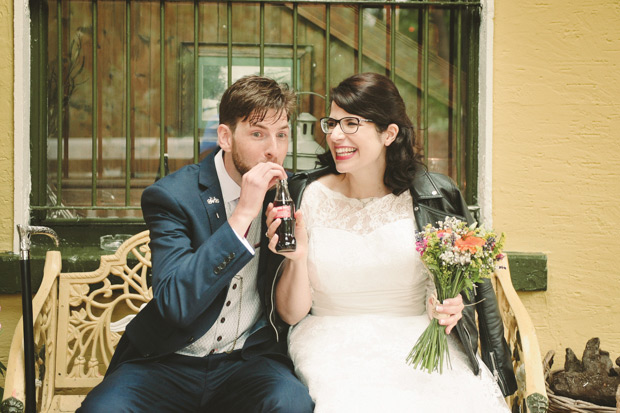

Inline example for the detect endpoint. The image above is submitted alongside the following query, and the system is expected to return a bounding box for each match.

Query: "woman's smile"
[334,146,357,160]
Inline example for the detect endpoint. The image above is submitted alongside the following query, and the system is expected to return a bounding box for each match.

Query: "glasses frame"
[319,117,374,134]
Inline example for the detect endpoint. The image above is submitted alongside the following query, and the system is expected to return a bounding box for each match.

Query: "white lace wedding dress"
[288,181,510,413]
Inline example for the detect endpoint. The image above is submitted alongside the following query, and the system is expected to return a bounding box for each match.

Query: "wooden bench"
[1,231,549,412]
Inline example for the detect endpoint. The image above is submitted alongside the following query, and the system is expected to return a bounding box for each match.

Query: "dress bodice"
[301,181,431,317]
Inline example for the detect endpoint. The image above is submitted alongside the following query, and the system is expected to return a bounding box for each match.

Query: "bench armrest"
[2,251,62,412]
[493,255,548,412]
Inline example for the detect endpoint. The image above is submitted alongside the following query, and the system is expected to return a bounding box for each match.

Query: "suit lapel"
[198,149,228,234]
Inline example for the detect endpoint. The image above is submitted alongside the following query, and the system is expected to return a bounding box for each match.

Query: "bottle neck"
[275,179,291,203]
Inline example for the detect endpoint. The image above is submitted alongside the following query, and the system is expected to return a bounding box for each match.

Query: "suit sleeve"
[142,183,254,329]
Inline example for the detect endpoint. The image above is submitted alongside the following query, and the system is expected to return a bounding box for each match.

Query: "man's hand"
[229,162,287,237]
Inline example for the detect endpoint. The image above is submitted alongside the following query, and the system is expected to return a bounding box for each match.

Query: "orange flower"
[437,229,452,237]
[455,235,485,253]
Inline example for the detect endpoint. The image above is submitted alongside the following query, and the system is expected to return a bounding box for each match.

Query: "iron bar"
[56,0,63,205]
[125,0,132,205]
[466,5,480,204]
[91,0,98,205]
[260,2,265,74]
[292,3,298,171]
[159,0,166,178]
[357,4,363,73]
[203,0,480,6]
[390,3,395,81]
[422,6,429,163]
[194,0,200,163]
[227,2,232,87]
[455,5,463,187]
[32,205,142,210]
[325,3,331,113]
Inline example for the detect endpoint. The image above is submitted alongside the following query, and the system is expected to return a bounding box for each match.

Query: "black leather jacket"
[264,167,517,397]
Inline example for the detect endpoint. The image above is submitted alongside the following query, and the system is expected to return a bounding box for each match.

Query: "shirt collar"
[214,150,241,204]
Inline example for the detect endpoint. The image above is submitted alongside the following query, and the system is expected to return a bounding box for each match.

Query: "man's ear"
[384,123,399,146]
[217,124,233,152]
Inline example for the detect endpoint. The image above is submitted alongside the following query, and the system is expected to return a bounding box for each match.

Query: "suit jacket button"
[143,352,151,358]
[187,336,194,343]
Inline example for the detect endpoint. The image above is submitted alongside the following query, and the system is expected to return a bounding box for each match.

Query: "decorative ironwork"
[59,234,153,382]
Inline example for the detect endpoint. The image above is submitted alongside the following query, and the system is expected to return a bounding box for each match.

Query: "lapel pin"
[207,197,220,204]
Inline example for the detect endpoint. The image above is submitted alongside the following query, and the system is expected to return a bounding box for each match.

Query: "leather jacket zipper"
[461,324,478,370]
[490,351,508,395]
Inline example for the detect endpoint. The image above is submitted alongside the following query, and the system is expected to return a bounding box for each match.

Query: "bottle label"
[274,205,292,219]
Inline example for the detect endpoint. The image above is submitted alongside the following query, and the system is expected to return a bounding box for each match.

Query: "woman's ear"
[217,124,233,152]
[384,123,399,146]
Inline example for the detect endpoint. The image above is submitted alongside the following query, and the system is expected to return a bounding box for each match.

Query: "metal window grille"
[30,0,481,224]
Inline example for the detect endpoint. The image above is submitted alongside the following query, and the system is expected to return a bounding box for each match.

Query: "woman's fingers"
[434,294,464,334]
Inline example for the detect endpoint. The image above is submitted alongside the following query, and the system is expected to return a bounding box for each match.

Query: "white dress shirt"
[176,150,262,356]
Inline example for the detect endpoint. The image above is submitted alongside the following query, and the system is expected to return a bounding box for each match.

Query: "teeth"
[336,148,356,155]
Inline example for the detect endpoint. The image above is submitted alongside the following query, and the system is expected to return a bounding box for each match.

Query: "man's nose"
[264,135,279,159]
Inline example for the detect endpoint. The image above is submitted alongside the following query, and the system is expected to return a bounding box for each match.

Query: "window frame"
[25,0,487,245]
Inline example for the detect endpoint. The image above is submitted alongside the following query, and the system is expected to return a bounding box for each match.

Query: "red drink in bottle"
[273,179,296,252]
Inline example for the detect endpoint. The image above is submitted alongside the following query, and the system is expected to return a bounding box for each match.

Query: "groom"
[78,76,313,412]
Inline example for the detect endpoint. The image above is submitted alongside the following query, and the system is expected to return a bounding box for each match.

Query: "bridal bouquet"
[406,216,505,374]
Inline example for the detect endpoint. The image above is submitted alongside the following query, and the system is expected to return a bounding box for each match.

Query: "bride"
[265,73,517,412]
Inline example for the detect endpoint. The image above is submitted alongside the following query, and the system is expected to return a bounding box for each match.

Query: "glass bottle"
[273,179,296,252]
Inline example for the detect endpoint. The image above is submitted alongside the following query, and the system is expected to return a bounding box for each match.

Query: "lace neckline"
[313,179,396,207]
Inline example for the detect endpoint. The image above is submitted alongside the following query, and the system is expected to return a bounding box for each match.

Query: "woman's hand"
[428,294,464,335]
[267,203,312,325]
[265,203,308,262]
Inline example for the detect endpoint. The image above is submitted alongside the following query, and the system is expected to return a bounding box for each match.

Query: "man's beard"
[231,139,253,176]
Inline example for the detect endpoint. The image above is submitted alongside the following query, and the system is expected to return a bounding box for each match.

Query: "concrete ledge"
[0,246,110,294]
[0,248,548,294]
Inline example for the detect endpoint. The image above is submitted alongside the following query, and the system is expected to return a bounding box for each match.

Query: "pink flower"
[415,239,428,255]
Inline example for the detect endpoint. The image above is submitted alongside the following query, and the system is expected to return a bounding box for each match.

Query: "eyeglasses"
[319,117,374,134]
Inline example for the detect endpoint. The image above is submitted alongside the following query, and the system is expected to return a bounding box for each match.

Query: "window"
[30,0,481,229]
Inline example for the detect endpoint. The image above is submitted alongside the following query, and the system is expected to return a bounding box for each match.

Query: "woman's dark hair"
[317,72,425,195]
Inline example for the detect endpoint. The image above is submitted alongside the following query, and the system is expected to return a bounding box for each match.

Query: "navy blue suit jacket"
[107,149,287,373]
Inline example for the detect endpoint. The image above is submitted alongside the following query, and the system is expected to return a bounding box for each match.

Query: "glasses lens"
[341,118,360,134]
[321,118,336,133]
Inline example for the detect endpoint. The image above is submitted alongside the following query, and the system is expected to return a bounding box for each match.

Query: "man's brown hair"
[219,75,296,133]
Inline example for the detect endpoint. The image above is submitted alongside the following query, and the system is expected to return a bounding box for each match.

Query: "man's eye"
[252,132,262,138]
[277,133,288,139]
